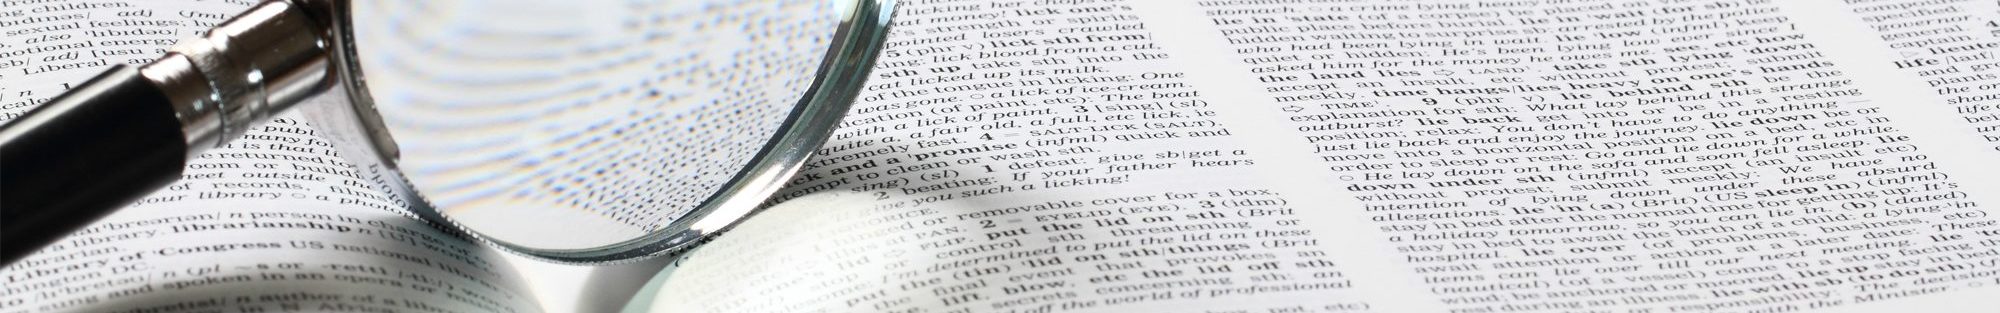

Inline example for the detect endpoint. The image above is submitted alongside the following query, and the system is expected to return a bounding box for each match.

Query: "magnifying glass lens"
[348,0,845,251]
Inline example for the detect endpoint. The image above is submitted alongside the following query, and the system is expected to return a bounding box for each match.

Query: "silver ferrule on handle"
[138,0,333,155]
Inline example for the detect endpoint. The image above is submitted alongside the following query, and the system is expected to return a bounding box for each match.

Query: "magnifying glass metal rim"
[302,0,899,264]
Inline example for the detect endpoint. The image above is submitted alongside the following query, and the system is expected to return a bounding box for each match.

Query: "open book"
[6,0,2000,312]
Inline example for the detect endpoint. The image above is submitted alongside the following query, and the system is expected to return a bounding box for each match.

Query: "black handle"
[1,65,189,265]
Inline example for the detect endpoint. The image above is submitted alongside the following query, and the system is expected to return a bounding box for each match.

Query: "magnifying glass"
[0,0,893,265]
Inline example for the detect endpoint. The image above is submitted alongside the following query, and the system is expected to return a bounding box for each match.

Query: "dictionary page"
[643,0,2000,312]
[1170,0,2000,311]
[0,1,542,312]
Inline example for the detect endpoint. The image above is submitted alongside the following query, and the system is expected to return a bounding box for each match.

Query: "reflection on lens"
[349,0,840,249]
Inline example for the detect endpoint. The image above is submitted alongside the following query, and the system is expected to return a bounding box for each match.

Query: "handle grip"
[1,65,189,265]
